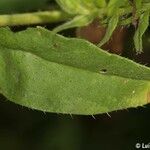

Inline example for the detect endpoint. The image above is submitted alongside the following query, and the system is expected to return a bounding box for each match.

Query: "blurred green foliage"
[0,0,50,14]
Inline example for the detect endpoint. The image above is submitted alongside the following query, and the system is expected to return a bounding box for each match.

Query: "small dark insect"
[100,69,107,74]
[53,43,59,48]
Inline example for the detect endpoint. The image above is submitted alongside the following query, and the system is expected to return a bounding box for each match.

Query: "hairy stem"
[0,10,71,26]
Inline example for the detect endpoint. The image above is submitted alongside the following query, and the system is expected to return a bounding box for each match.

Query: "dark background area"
[1,94,150,150]
[0,0,150,149]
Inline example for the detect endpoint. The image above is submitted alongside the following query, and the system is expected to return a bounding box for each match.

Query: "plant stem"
[0,10,71,26]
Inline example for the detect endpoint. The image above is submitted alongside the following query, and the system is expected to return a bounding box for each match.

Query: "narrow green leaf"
[56,0,102,15]
[80,0,106,9]
[53,15,94,33]
[0,27,150,115]
[98,14,119,47]
[133,11,149,53]
[107,0,128,16]
[56,0,89,15]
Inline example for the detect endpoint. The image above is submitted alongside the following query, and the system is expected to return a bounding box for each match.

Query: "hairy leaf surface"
[0,27,150,115]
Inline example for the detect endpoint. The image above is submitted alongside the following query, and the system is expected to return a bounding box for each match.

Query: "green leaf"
[98,14,119,47]
[107,0,128,16]
[53,15,94,33]
[133,11,149,53]
[55,0,99,32]
[56,0,89,15]
[79,0,106,9]
[56,0,103,15]
[0,27,150,115]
